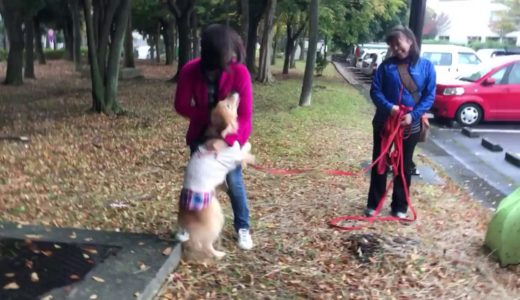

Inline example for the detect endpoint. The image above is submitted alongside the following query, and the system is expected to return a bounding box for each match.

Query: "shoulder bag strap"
[397,64,420,103]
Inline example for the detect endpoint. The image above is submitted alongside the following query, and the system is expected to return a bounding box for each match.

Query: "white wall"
[428,0,508,44]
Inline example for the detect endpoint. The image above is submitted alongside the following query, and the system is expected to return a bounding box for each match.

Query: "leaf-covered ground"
[0,60,519,299]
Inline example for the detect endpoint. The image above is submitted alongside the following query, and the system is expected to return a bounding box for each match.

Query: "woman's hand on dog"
[205,139,228,152]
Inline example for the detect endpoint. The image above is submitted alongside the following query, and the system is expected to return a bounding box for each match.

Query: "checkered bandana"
[179,188,212,211]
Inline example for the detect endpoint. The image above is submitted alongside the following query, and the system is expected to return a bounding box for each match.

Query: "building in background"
[427,0,517,45]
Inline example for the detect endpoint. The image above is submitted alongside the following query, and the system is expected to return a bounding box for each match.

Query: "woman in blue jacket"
[365,26,436,218]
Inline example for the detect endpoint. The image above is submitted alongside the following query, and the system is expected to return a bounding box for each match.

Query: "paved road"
[333,61,520,206]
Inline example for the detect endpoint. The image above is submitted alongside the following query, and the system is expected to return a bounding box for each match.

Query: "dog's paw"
[175,230,190,242]
[213,250,226,260]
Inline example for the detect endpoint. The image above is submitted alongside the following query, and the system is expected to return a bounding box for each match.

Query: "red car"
[432,55,520,126]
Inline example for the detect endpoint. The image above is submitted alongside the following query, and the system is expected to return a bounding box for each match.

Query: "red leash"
[252,87,417,230]
[329,104,417,230]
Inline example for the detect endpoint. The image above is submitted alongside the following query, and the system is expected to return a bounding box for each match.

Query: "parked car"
[352,43,387,68]
[362,51,386,76]
[432,55,520,126]
[477,48,520,61]
[421,44,481,81]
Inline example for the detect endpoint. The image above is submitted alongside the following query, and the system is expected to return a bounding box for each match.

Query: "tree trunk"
[271,24,281,66]
[83,0,129,114]
[256,0,276,83]
[283,23,294,74]
[123,8,135,68]
[2,2,24,85]
[240,0,249,48]
[163,19,174,65]
[155,23,160,63]
[299,0,318,107]
[104,0,130,113]
[24,18,35,79]
[167,0,194,81]
[246,0,267,73]
[70,0,82,71]
[34,17,47,65]
[290,43,297,68]
[191,11,199,59]
[64,19,74,60]
[172,23,177,61]
[298,38,305,60]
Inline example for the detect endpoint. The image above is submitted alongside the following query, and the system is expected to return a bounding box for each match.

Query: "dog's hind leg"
[205,241,226,259]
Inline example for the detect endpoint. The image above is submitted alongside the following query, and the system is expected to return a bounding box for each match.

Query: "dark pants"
[367,126,420,214]
[189,143,250,232]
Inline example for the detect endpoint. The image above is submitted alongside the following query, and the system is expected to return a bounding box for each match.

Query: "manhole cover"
[0,238,119,300]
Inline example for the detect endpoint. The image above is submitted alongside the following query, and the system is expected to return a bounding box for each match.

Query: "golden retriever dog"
[177,92,255,261]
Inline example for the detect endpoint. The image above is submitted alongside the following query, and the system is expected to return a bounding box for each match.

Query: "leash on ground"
[251,87,417,230]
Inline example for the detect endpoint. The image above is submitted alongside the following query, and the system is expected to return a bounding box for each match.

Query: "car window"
[507,63,520,84]
[422,52,452,66]
[490,67,508,84]
[458,52,481,65]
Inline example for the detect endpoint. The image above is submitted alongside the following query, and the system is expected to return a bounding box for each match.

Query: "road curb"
[505,152,520,168]
[461,127,479,138]
[481,138,503,152]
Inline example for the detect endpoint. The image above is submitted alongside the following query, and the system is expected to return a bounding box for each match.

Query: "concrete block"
[505,152,520,168]
[481,138,503,152]
[461,127,479,138]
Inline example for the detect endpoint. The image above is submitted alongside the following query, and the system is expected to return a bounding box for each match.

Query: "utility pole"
[409,0,426,50]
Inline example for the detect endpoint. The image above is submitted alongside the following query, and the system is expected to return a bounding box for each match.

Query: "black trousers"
[367,126,420,214]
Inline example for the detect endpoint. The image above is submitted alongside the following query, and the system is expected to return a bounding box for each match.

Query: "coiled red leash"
[328,104,417,230]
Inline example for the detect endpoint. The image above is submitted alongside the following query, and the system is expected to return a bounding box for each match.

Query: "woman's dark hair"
[200,24,245,71]
[385,25,420,64]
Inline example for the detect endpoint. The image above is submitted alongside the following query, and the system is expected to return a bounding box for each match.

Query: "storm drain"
[0,238,120,300]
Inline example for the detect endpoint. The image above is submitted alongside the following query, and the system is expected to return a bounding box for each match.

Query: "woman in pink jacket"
[174,24,254,250]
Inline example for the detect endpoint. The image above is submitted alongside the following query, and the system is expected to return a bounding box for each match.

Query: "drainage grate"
[0,238,120,300]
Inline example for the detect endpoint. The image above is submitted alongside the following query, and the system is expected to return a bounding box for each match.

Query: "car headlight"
[443,87,465,96]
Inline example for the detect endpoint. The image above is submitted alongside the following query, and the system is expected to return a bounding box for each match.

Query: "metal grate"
[0,238,120,300]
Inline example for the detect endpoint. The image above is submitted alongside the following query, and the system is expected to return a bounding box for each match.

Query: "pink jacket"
[174,58,253,146]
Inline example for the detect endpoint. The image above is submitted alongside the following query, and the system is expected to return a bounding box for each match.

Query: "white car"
[362,51,386,76]
[421,44,481,81]
[356,49,385,69]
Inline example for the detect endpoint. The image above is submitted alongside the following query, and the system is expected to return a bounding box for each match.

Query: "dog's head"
[210,92,239,138]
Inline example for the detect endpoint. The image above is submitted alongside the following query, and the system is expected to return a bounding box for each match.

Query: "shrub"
[315,52,329,76]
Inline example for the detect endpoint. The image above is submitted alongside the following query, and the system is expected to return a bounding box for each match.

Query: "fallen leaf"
[84,248,98,255]
[69,232,77,239]
[89,295,98,299]
[83,253,90,259]
[70,274,80,280]
[3,282,20,290]
[31,272,39,282]
[41,295,53,300]
[25,260,33,269]
[92,276,105,283]
[53,244,62,249]
[134,292,140,297]
[4,273,15,278]
[24,234,42,240]
[41,250,53,257]
[162,247,172,256]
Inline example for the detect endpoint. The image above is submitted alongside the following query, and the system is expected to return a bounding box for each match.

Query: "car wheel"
[456,103,482,126]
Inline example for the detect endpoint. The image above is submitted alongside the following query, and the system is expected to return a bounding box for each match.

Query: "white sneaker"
[175,228,190,242]
[237,229,253,250]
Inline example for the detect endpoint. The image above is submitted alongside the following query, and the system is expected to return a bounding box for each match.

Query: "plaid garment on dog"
[179,188,213,211]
